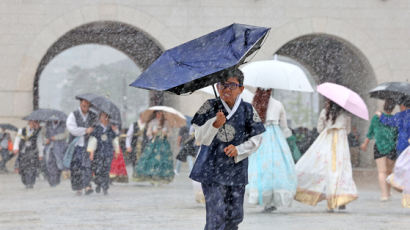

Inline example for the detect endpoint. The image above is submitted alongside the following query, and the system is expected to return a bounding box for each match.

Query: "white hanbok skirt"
[295,128,358,209]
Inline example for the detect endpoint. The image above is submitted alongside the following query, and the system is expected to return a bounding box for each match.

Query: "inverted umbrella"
[317,82,369,120]
[241,59,314,92]
[23,109,67,122]
[140,106,186,128]
[369,82,410,103]
[0,123,18,132]
[130,23,270,95]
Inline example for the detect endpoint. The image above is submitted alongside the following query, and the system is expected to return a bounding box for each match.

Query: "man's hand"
[360,143,367,151]
[86,127,94,135]
[39,156,43,161]
[213,110,226,129]
[126,147,132,153]
[45,138,51,145]
[224,144,238,157]
[111,125,118,133]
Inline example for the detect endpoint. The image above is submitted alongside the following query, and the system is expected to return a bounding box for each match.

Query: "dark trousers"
[20,168,37,186]
[70,146,92,190]
[47,152,61,186]
[201,183,245,230]
[0,149,12,170]
[93,154,113,191]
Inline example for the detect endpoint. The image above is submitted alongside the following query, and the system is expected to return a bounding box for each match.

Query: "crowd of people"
[0,68,409,230]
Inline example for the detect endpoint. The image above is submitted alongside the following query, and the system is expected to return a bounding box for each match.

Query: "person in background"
[361,99,397,201]
[376,97,410,157]
[247,88,296,212]
[87,112,120,195]
[13,120,45,189]
[0,128,12,172]
[295,100,358,212]
[66,97,97,196]
[174,125,196,175]
[44,120,68,187]
[126,114,147,176]
[348,126,361,167]
[134,111,175,184]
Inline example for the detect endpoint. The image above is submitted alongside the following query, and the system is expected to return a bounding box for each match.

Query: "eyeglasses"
[216,82,242,90]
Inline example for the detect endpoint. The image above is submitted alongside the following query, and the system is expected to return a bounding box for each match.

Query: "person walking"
[295,100,358,212]
[0,128,12,172]
[361,99,397,201]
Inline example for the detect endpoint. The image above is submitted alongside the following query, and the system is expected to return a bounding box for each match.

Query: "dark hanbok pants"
[201,183,245,230]
[93,154,113,191]
[70,146,92,190]
[18,154,39,187]
[0,149,12,170]
[47,151,62,186]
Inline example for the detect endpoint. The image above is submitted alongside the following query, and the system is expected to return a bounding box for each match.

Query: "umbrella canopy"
[0,123,18,132]
[369,82,410,103]
[317,82,369,120]
[75,93,99,102]
[198,85,254,103]
[140,106,186,128]
[241,59,314,92]
[23,109,68,122]
[130,23,270,95]
[89,96,122,125]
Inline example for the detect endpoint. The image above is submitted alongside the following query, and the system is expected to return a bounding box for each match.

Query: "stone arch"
[16,4,179,110]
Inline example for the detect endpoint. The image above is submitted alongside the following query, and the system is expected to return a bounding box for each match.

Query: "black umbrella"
[369,82,410,103]
[23,109,67,122]
[89,96,122,126]
[0,123,18,132]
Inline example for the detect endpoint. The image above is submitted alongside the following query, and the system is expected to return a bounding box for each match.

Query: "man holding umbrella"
[190,69,265,230]
[66,95,97,195]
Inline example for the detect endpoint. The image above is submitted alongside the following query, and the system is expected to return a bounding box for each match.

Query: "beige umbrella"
[140,106,186,128]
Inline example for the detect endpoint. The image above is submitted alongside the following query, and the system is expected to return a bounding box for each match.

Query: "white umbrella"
[140,106,186,128]
[198,86,254,103]
[240,59,314,92]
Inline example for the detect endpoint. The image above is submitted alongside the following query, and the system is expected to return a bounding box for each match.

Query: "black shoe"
[95,186,101,193]
[103,189,108,195]
[262,206,277,213]
[338,205,346,210]
[85,188,94,195]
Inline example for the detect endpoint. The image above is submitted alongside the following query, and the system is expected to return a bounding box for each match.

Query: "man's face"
[217,77,244,106]
[80,100,90,114]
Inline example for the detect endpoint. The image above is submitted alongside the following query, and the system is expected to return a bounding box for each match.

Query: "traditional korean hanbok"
[247,98,297,208]
[190,96,265,230]
[13,126,44,188]
[134,119,174,183]
[295,109,358,209]
[44,121,68,187]
[110,148,129,183]
[387,142,410,208]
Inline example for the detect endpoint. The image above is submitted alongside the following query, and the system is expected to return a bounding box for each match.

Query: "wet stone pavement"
[0,167,409,230]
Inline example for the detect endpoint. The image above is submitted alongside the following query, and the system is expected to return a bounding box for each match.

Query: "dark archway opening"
[33,21,164,109]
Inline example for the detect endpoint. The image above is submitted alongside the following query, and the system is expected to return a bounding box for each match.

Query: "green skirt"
[133,136,175,183]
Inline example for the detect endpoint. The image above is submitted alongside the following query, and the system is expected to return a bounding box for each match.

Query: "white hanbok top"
[265,97,292,138]
[317,109,351,134]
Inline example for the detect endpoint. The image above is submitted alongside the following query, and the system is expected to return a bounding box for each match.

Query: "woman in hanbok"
[387,140,410,208]
[295,100,358,211]
[134,111,175,184]
[247,88,297,212]
[110,148,129,183]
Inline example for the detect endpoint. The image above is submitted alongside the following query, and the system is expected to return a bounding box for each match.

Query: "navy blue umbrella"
[130,23,270,95]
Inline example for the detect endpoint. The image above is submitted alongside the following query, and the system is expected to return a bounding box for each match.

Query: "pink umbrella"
[317,82,369,120]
